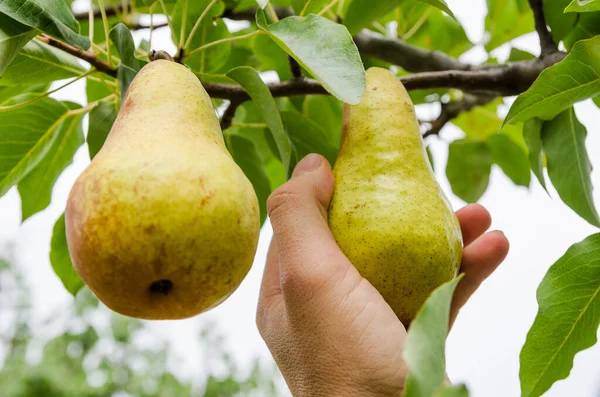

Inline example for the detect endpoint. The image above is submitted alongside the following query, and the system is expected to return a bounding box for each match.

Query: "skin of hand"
[256,154,510,397]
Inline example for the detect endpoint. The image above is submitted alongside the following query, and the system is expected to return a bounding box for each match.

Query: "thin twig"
[288,56,303,80]
[97,0,113,67]
[185,30,262,59]
[528,0,559,56]
[37,35,118,77]
[422,94,497,138]
[183,0,220,53]
[88,0,94,47]
[220,100,242,130]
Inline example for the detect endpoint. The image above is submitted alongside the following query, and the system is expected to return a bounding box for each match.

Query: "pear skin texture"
[65,60,260,320]
[328,67,463,326]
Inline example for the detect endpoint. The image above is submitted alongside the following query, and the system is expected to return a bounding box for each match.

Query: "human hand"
[256,154,509,397]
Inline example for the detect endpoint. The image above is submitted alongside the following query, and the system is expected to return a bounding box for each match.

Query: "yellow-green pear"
[65,60,260,320]
[328,67,463,326]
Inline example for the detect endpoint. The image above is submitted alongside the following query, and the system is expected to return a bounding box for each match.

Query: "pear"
[65,60,260,320]
[328,67,463,326]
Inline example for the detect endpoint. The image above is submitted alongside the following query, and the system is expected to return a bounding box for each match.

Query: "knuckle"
[279,266,327,297]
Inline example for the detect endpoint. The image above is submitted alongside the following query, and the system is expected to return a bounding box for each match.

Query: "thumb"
[267,154,348,290]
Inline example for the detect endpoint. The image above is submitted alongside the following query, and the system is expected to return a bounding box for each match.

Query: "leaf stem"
[68,94,118,116]
[318,0,340,16]
[97,0,113,67]
[158,0,176,37]
[185,30,263,59]
[403,7,432,41]
[179,0,189,50]
[0,70,96,113]
[88,0,95,48]
[231,122,269,128]
[149,2,157,51]
[183,0,220,53]
[337,0,345,15]
[266,3,280,21]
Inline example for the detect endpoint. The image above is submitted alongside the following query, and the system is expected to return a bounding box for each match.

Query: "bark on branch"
[422,95,497,138]
[65,4,565,103]
[528,0,559,56]
[37,34,117,78]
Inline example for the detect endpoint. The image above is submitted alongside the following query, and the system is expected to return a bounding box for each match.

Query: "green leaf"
[404,275,463,397]
[0,12,36,76]
[519,233,600,397]
[484,0,535,51]
[426,146,435,171]
[504,36,600,125]
[0,0,89,49]
[0,40,86,87]
[226,135,271,224]
[446,139,492,203]
[86,77,115,102]
[109,24,147,100]
[594,95,600,108]
[404,8,471,58]
[0,97,70,197]
[303,95,342,147]
[252,33,292,80]
[543,0,577,41]
[226,66,292,176]
[229,101,287,190]
[256,9,366,105]
[172,0,231,73]
[50,213,84,296]
[565,0,600,12]
[292,0,331,15]
[87,101,117,159]
[508,47,536,62]
[415,0,455,19]
[488,134,531,187]
[0,83,49,105]
[343,0,400,35]
[18,105,84,221]
[280,110,338,166]
[434,385,470,397]
[542,107,600,227]
[344,0,455,36]
[563,12,600,50]
[523,118,547,190]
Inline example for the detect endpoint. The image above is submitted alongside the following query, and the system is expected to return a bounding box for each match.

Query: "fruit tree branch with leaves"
[1,0,600,396]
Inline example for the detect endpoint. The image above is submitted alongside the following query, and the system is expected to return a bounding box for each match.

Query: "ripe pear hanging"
[328,67,463,326]
[65,60,260,320]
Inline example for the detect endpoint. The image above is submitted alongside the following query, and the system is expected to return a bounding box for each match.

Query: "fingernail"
[292,154,322,177]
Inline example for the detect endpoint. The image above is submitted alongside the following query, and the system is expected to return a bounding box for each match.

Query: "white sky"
[1,1,599,396]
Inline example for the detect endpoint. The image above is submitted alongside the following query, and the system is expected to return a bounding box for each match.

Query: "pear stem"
[149,50,174,62]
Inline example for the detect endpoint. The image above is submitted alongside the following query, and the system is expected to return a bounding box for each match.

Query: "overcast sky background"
[1,0,599,396]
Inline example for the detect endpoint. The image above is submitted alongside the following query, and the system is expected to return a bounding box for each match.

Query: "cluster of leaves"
[0,257,280,397]
[0,0,600,396]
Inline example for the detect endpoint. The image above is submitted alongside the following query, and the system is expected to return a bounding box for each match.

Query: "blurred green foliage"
[0,256,280,397]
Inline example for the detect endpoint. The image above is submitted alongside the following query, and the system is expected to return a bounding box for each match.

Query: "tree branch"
[60,4,568,104]
[400,50,565,96]
[353,30,471,72]
[203,79,328,102]
[37,34,117,78]
[422,94,497,138]
[528,0,559,56]
[220,100,242,130]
